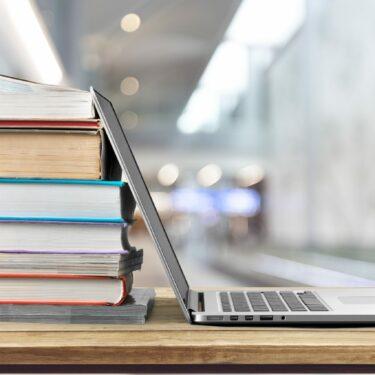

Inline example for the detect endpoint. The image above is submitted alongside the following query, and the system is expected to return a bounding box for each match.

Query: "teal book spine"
[0,178,125,187]
[0,217,124,224]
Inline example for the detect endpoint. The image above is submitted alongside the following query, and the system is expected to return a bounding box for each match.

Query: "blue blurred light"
[217,188,261,216]
[171,188,261,216]
[171,188,215,214]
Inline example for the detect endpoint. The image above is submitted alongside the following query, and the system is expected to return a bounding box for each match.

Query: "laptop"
[92,88,375,325]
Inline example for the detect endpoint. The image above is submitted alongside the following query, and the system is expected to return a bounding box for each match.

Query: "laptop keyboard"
[219,291,328,312]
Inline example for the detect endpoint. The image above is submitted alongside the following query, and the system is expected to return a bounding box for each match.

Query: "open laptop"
[92,88,375,325]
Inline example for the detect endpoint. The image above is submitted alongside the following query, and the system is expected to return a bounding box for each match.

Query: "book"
[0,273,133,306]
[0,179,136,222]
[0,129,104,179]
[0,120,100,130]
[0,288,155,324]
[0,75,94,120]
[0,249,143,277]
[0,221,132,252]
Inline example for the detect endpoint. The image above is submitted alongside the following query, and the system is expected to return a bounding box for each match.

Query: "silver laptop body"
[92,88,375,325]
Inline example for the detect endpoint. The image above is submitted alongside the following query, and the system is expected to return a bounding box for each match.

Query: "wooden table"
[1,287,375,373]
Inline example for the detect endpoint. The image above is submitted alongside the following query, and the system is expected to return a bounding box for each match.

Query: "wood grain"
[0,287,374,365]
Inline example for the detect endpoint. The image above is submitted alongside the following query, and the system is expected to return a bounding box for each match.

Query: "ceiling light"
[120,76,139,96]
[120,110,138,129]
[237,165,265,187]
[177,42,249,135]
[121,13,141,33]
[157,164,179,186]
[200,41,250,96]
[177,87,220,134]
[226,0,305,47]
[197,164,222,187]
[2,0,63,84]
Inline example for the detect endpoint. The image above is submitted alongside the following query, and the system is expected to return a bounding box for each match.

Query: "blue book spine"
[0,217,125,224]
[0,178,125,187]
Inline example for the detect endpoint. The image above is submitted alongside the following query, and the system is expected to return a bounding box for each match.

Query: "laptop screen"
[91,89,191,319]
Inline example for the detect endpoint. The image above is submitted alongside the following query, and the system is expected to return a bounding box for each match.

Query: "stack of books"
[0,75,153,323]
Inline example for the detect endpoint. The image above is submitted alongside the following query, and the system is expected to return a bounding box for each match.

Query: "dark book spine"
[120,184,136,223]
[121,225,134,251]
[101,130,122,180]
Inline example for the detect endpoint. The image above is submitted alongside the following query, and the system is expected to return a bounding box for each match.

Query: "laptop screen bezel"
[91,88,191,322]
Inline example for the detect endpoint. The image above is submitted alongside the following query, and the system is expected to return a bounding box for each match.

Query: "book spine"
[112,273,133,306]
[120,184,137,252]
[120,184,137,223]
[0,120,100,128]
[101,130,122,180]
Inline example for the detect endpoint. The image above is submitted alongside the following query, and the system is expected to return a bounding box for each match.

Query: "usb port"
[260,315,273,321]
[245,315,254,321]
[207,315,223,321]
[230,315,239,321]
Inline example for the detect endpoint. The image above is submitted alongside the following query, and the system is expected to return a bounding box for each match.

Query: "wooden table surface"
[1,287,375,370]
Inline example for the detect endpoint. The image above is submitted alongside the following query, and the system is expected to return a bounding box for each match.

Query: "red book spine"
[0,120,99,128]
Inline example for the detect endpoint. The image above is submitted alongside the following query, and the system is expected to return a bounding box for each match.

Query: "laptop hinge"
[188,290,204,312]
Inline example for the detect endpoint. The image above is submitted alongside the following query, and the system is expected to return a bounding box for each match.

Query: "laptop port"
[230,315,239,321]
[207,315,223,321]
[245,315,254,321]
[260,315,273,321]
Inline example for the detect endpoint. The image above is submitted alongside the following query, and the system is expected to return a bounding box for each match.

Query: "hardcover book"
[0,179,136,223]
[0,120,100,130]
[0,273,133,306]
[0,220,132,252]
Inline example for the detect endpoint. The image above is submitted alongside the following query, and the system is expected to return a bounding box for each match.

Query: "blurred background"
[1,0,375,288]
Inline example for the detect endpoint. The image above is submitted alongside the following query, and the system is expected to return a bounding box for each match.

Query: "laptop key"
[262,292,288,312]
[307,305,329,311]
[219,292,232,312]
[280,292,307,311]
[253,307,270,312]
[230,292,251,312]
[247,292,270,312]
[298,292,329,311]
